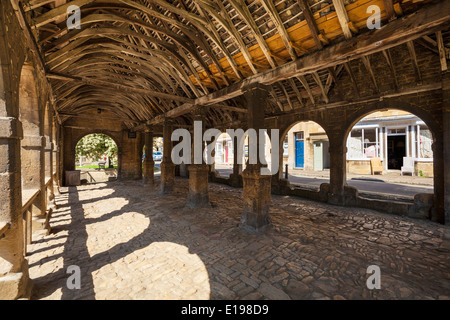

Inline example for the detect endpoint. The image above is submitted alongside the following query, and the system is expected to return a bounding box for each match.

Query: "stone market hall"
[0,0,449,300]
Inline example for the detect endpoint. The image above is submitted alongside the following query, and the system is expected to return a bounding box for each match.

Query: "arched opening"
[213,130,274,178]
[214,131,234,178]
[142,136,162,177]
[281,121,330,187]
[345,109,434,198]
[75,133,119,183]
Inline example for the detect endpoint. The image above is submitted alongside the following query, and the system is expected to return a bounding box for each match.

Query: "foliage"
[75,134,118,163]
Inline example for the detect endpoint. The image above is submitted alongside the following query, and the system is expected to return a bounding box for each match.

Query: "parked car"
[153,151,163,161]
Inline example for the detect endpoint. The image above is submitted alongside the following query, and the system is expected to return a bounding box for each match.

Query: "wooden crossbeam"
[47,72,194,103]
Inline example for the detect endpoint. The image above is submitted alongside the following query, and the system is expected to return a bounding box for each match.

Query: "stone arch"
[341,101,444,223]
[343,102,441,147]
[280,118,330,176]
[73,131,121,165]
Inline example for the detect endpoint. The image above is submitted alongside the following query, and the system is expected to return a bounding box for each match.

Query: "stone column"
[0,116,33,299]
[328,133,347,205]
[160,119,176,194]
[186,108,211,208]
[241,84,272,231]
[142,126,155,187]
[442,72,450,224]
[230,135,243,187]
[46,137,56,210]
[22,134,50,234]
[208,148,218,180]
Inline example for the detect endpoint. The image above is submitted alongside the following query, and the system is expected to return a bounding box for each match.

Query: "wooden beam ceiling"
[18,0,449,130]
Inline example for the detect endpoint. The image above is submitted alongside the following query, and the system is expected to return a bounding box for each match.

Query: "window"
[387,128,406,135]
[347,127,380,159]
[283,135,288,156]
[417,125,433,158]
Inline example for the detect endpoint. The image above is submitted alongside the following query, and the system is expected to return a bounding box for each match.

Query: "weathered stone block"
[186,164,210,208]
[241,167,272,231]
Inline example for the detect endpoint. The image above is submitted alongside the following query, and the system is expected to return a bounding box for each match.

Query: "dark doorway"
[387,135,406,170]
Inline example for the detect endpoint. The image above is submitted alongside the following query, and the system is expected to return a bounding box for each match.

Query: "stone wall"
[62,116,144,185]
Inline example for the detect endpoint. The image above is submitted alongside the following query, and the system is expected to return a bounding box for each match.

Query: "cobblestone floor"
[28,178,450,300]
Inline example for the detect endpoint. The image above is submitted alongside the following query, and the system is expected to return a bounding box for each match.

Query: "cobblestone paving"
[28,178,450,300]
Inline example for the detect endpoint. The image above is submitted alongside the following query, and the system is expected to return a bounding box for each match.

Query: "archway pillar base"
[186,164,210,209]
[241,165,272,232]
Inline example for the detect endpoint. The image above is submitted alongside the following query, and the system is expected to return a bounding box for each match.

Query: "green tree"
[76,134,118,167]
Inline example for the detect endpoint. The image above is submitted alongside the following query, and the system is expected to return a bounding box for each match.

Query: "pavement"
[214,165,433,199]
[27,178,450,300]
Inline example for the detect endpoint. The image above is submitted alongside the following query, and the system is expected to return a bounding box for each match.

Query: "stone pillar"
[208,148,218,180]
[22,134,50,234]
[442,72,450,224]
[241,84,272,231]
[0,116,33,299]
[46,138,56,210]
[186,108,211,208]
[328,133,347,205]
[160,119,176,194]
[142,126,155,187]
[229,136,243,187]
[271,134,288,194]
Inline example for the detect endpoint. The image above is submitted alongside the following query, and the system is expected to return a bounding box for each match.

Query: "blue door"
[295,132,304,168]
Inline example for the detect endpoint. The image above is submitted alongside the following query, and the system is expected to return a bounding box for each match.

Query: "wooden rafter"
[382,49,399,91]
[260,0,298,60]
[436,31,448,71]
[332,0,353,39]
[343,62,360,97]
[383,0,396,21]
[311,71,329,104]
[360,56,379,94]
[297,0,323,50]
[297,75,315,105]
[406,41,422,83]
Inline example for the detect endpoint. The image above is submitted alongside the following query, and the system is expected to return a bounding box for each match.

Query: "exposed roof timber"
[343,62,360,97]
[228,0,277,68]
[10,0,62,124]
[332,0,353,39]
[19,0,449,131]
[436,31,448,71]
[381,49,399,91]
[192,1,450,106]
[260,0,297,61]
[58,113,144,123]
[382,0,396,21]
[360,55,379,94]
[311,71,329,104]
[47,72,194,103]
[267,82,443,120]
[406,41,422,83]
[297,0,323,50]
